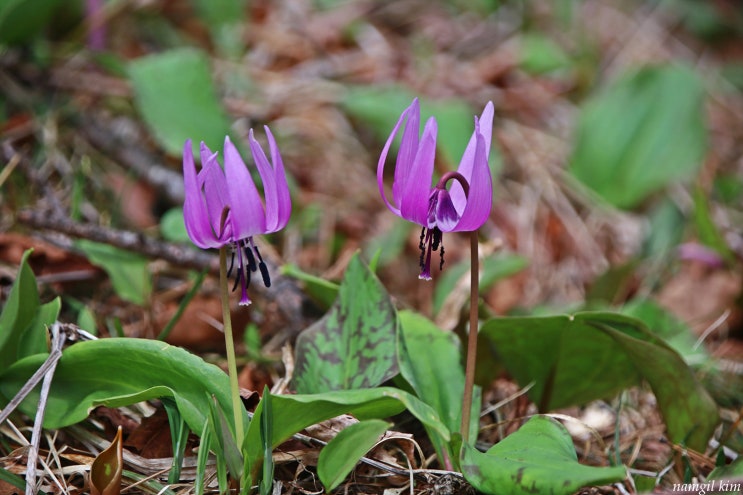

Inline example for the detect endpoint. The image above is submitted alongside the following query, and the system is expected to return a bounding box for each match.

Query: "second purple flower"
[183,128,292,305]
[377,98,494,279]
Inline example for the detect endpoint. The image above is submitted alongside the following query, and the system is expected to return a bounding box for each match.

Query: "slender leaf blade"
[318,419,390,492]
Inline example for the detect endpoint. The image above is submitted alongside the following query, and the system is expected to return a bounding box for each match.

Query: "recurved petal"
[182,140,219,249]
[393,98,420,208]
[451,123,491,231]
[399,116,436,227]
[264,126,292,232]
[248,129,282,233]
[224,136,267,239]
[377,101,417,217]
[450,101,494,213]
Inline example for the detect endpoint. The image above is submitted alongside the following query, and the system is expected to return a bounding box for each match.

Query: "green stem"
[460,230,479,444]
[219,246,244,442]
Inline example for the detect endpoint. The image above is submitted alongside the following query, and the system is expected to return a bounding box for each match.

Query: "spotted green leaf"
[293,252,398,393]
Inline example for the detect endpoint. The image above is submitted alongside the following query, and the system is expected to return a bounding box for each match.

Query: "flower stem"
[219,246,245,442]
[460,230,479,444]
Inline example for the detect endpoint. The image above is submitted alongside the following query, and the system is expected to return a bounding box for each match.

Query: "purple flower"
[377,98,494,280]
[183,128,291,305]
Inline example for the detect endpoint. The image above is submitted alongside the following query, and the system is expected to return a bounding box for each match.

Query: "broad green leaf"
[77,305,98,335]
[244,387,450,482]
[0,0,63,45]
[461,415,626,495]
[0,338,245,436]
[129,48,231,156]
[398,311,463,435]
[0,249,41,374]
[19,297,61,358]
[160,207,190,243]
[568,65,706,209]
[519,33,571,74]
[318,419,390,492]
[481,312,718,451]
[621,299,709,367]
[343,85,500,171]
[189,0,247,58]
[708,457,743,480]
[293,252,398,393]
[77,240,152,305]
[260,386,274,495]
[90,426,123,495]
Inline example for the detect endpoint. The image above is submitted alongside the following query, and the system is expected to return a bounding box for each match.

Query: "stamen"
[252,245,271,287]
[439,244,445,270]
[227,249,236,278]
[245,245,257,272]
[419,227,427,270]
[431,227,442,251]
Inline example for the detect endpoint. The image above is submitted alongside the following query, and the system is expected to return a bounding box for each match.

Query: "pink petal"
[224,136,267,239]
[450,101,494,213]
[432,189,460,231]
[200,143,233,242]
[264,126,292,232]
[450,125,491,231]
[182,140,219,249]
[393,99,420,208]
[248,129,283,233]
[377,101,418,217]
[400,117,436,227]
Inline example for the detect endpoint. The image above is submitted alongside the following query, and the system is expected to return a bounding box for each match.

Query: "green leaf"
[519,33,571,74]
[0,249,41,374]
[461,415,626,495]
[0,338,245,436]
[160,207,190,243]
[621,299,709,367]
[129,48,231,156]
[568,65,707,209]
[0,0,62,45]
[260,386,274,495]
[398,311,464,435]
[77,240,152,305]
[480,312,718,451]
[189,0,247,58]
[243,387,450,482]
[293,252,398,393]
[318,419,390,492]
[18,297,61,358]
[692,186,734,263]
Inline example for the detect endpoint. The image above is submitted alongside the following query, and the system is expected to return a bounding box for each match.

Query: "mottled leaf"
[462,415,626,495]
[293,252,398,393]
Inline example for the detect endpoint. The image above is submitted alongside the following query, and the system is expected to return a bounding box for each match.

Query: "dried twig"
[24,323,66,495]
